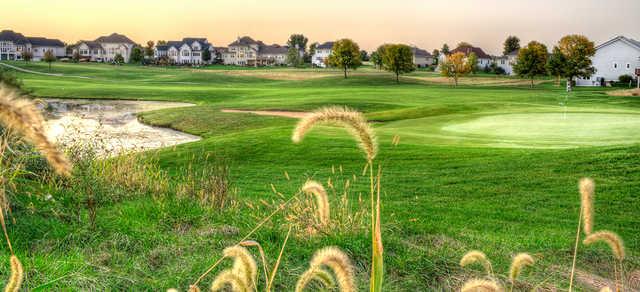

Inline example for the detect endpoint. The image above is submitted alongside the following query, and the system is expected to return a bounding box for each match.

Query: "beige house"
[73,33,136,62]
[411,47,433,68]
[222,36,289,66]
[0,30,65,61]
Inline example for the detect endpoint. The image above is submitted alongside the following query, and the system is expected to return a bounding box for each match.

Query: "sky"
[1,0,639,54]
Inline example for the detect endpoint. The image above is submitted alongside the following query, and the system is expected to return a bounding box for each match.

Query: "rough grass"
[1,61,639,290]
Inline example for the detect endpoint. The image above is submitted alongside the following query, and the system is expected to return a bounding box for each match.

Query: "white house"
[411,47,433,68]
[0,30,65,61]
[155,38,214,65]
[222,36,289,66]
[312,41,334,68]
[494,49,518,75]
[73,33,136,63]
[576,36,640,86]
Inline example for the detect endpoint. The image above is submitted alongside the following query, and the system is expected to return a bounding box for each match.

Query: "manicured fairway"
[1,61,639,290]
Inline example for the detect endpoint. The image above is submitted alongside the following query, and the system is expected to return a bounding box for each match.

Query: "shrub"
[0,67,23,90]
[619,74,633,84]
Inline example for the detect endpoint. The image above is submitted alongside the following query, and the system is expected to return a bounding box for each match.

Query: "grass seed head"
[508,253,535,282]
[0,85,71,176]
[309,247,356,292]
[599,287,612,292]
[579,178,595,235]
[460,250,493,275]
[223,246,258,288]
[292,106,377,162]
[210,270,248,292]
[4,255,23,292]
[295,267,336,292]
[583,230,625,261]
[301,180,330,226]
[461,279,502,292]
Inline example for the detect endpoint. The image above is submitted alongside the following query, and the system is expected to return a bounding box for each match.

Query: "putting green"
[441,112,640,148]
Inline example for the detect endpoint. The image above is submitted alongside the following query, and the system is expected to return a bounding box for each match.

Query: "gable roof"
[596,35,640,51]
[183,38,207,46]
[0,30,28,44]
[412,47,432,58]
[94,33,135,44]
[259,44,289,55]
[450,46,491,59]
[229,36,259,47]
[78,41,104,50]
[27,37,64,47]
[317,41,334,50]
[156,38,211,51]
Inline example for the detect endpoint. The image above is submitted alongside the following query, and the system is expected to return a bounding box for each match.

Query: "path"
[0,62,91,79]
[221,109,309,119]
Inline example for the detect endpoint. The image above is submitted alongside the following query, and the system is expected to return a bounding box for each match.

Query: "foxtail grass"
[600,287,612,292]
[223,246,258,289]
[0,85,71,176]
[508,253,534,291]
[292,106,377,162]
[569,177,595,291]
[461,279,502,292]
[210,270,249,292]
[239,240,270,286]
[584,230,626,291]
[4,255,23,292]
[301,180,330,226]
[306,246,356,292]
[295,267,335,292]
[460,250,493,276]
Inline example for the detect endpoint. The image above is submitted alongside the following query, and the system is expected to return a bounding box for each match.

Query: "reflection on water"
[41,99,200,155]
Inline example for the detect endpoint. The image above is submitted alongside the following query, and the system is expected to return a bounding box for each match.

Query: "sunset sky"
[1,0,639,54]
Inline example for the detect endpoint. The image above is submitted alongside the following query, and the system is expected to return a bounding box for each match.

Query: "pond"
[40,99,200,155]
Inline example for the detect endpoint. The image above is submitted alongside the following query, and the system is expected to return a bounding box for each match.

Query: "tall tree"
[441,43,450,55]
[546,46,567,86]
[382,44,415,83]
[467,52,478,74]
[440,52,471,86]
[202,48,212,64]
[431,49,440,65]
[286,46,303,67]
[371,45,389,70]
[557,34,596,91]
[360,50,369,62]
[513,41,549,87]
[22,51,33,63]
[503,36,521,55]
[327,39,362,78]
[130,47,144,64]
[287,34,308,53]
[43,50,56,71]
[457,42,473,48]
[145,41,155,59]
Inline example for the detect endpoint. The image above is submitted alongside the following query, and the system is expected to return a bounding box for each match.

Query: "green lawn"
[1,61,639,290]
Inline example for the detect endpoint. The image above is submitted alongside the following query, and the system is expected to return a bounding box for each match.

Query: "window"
[613,63,617,69]
[182,50,190,56]
[627,63,631,69]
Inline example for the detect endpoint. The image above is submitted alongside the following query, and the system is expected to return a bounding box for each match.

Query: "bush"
[0,67,23,89]
[619,74,634,84]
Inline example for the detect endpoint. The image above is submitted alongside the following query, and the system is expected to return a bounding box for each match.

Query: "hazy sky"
[1,0,639,54]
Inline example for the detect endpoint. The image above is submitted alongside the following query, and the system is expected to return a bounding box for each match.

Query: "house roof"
[0,30,28,44]
[94,33,135,44]
[259,44,289,55]
[183,38,207,46]
[316,41,334,50]
[157,38,211,51]
[450,46,491,59]
[596,35,640,51]
[229,36,259,47]
[26,37,64,47]
[78,41,104,50]
[412,47,432,58]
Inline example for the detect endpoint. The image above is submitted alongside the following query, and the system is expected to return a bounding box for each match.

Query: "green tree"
[130,47,144,64]
[441,43,450,55]
[114,53,125,65]
[431,49,440,65]
[327,39,362,78]
[157,40,167,45]
[145,41,155,59]
[467,52,478,74]
[72,51,81,63]
[440,52,471,86]
[306,42,318,63]
[546,46,566,86]
[360,50,370,62]
[513,41,549,87]
[382,44,415,83]
[43,50,56,71]
[202,48,212,64]
[457,42,473,48]
[371,45,389,70]
[286,47,303,67]
[557,35,596,91]
[22,51,33,63]
[287,34,308,53]
[503,35,521,55]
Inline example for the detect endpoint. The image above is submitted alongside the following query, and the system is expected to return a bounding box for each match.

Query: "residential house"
[411,47,433,68]
[576,36,640,86]
[73,33,136,62]
[155,38,214,65]
[222,36,289,66]
[449,45,493,69]
[494,49,519,75]
[0,30,65,61]
[312,41,334,68]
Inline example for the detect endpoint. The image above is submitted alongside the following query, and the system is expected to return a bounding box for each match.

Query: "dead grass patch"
[407,75,547,86]
[607,88,640,97]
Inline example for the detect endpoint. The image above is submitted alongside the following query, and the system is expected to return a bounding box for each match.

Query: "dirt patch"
[218,70,336,81]
[607,88,640,97]
[222,109,308,119]
[407,75,547,86]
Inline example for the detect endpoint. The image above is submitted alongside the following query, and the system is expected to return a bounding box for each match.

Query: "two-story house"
[576,36,640,86]
[0,30,65,61]
[155,38,215,65]
[222,36,289,66]
[312,41,334,68]
[411,47,433,68]
[449,45,493,69]
[494,49,519,75]
[73,33,136,63]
